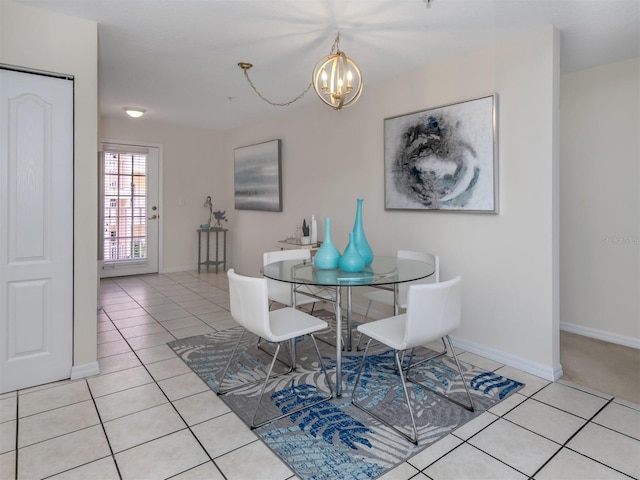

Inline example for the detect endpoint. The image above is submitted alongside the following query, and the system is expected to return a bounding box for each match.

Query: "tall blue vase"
[314,217,341,270]
[339,232,365,272]
[352,198,373,266]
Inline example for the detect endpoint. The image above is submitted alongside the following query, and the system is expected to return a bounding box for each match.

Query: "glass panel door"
[100,144,159,277]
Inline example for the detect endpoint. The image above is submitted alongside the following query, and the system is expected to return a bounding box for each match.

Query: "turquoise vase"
[338,232,365,272]
[314,268,338,285]
[314,217,341,270]
[352,198,374,266]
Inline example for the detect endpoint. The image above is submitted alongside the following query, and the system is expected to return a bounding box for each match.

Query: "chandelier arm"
[242,69,313,107]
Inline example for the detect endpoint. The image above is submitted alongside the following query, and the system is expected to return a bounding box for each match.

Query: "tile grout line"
[152,272,543,480]
[37,378,126,480]
[13,391,19,480]
[413,365,620,473]
[14,384,121,479]
[527,396,628,479]
[412,382,535,476]
[84,376,124,480]
[425,382,557,478]
[122,273,288,478]
[99,275,232,478]
[19,271,634,480]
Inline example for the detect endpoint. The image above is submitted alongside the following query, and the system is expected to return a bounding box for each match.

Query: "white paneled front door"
[0,68,74,393]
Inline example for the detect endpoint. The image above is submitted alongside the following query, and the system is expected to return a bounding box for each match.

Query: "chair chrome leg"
[394,349,419,444]
[444,335,475,412]
[405,335,475,412]
[351,337,372,403]
[355,300,374,351]
[310,334,334,396]
[216,328,246,394]
[351,339,419,445]
[404,347,447,373]
[251,343,283,428]
[257,336,294,369]
[218,330,294,396]
[250,335,334,429]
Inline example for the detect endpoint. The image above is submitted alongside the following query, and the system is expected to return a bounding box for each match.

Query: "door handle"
[148,214,158,220]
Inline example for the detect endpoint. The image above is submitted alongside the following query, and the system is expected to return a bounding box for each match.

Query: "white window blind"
[102,151,148,263]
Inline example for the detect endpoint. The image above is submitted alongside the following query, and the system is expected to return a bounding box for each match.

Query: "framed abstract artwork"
[234,139,282,212]
[384,95,498,213]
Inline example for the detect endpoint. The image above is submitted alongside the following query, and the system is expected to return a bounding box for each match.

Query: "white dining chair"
[263,249,339,344]
[263,249,320,311]
[351,276,474,444]
[356,250,439,351]
[362,250,439,320]
[218,269,334,429]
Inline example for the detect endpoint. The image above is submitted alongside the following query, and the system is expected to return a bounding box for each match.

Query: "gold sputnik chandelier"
[311,32,363,110]
[238,32,363,111]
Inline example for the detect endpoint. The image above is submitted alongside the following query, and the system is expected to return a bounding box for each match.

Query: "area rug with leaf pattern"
[168,312,524,480]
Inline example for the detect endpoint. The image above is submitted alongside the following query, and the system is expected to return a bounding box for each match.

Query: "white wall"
[100,118,224,272]
[1,2,99,371]
[5,3,635,389]
[223,26,561,379]
[560,58,640,348]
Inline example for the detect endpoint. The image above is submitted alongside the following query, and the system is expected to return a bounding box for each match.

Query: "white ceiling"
[15,0,640,130]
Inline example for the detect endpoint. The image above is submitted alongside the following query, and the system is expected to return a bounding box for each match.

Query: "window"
[103,151,148,262]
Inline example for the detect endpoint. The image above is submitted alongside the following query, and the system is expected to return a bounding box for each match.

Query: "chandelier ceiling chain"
[328,32,341,55]
[238,31,363,111]
[239,63,313,107]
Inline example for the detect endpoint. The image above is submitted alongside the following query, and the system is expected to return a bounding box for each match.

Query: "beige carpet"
[561,331,640,404]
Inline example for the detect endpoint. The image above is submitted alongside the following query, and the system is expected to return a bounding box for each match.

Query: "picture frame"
[384,94,498,213]
[234,139,282,212]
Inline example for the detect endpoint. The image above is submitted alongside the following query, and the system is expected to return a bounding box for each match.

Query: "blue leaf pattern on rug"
[262,430,386,480]
[168,321,525,480]
[470,371,524,399]
[289,402,373,449]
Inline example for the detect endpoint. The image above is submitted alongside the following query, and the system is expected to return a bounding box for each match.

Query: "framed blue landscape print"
[234,139,282,212]
[384,95,498,213]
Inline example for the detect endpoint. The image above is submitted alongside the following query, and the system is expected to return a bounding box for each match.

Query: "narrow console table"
[276,240,320,256]
[197,228,228,273]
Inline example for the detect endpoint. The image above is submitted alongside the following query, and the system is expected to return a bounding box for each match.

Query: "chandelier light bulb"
[321,70,328,91]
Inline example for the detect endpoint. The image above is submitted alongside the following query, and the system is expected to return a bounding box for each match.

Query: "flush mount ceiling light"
[124,107,146,118]
[238,32,363,111]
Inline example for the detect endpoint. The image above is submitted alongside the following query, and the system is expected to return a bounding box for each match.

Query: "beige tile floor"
[1,271,639,480]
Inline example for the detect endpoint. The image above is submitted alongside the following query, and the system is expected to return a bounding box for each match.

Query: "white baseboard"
[161,265,230,274]
[161,265,196,273]
[70,361,100,380]
[449,335,563,381]
[349,302,563,381]
[560,322,639,349]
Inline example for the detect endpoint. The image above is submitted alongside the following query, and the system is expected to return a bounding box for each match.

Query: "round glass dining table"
[262,256,435,396]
